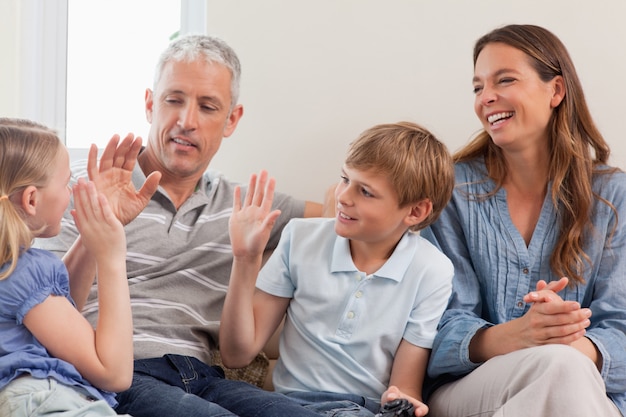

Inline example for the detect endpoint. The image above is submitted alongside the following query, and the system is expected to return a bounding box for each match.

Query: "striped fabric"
[37,160,305,387]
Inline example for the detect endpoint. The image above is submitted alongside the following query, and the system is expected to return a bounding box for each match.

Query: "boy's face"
[333,165,412,248]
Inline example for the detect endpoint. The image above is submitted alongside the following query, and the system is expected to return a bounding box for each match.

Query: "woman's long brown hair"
[456,24,618,284]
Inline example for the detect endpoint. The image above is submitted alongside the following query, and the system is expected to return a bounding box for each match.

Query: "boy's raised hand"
[229,170,281,259]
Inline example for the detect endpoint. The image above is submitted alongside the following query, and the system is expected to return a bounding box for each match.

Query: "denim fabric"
[286,391,380,417]
[421,161,626,414]
[0,376,128,417]
[114,355,322,417]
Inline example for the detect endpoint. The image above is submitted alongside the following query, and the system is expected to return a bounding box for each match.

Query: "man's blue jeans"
[113,354,321,417]
[287,391,380,417]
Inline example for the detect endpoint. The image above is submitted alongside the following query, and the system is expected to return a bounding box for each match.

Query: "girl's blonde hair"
[0,118,63,280]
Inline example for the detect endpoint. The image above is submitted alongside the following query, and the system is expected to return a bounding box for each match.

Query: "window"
[18,0,207,148]
[65,0,180,148]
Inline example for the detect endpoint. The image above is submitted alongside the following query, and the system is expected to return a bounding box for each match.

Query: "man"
[39,34,324,416]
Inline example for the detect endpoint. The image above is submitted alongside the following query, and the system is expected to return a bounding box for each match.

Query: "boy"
[220,121,455,416]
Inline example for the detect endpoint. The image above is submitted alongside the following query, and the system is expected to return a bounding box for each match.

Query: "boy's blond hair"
[345,121,454,231]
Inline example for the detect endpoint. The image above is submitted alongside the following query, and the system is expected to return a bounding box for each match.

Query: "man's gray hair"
[153,34,241,108]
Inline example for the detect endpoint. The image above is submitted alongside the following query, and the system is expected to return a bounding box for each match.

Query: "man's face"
[144,59,242,180]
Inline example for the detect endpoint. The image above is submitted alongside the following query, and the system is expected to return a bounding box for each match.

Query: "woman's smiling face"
[472,42,564,154]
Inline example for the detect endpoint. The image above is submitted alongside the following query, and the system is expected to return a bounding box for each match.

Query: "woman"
[422,24,626,416]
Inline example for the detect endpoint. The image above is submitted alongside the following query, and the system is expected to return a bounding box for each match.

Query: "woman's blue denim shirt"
[422,159,626,414]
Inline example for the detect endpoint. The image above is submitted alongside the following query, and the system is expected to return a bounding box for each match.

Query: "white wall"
[0,0,20,117]
[2,1,625,203]
[206,0,626,202]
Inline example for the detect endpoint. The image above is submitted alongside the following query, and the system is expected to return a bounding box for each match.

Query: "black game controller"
[375,398,415,417]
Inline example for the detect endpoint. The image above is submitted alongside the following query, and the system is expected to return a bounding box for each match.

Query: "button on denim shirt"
[421,159,626,415]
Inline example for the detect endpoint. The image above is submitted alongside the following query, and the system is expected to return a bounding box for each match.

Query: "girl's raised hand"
[70,178,126,262]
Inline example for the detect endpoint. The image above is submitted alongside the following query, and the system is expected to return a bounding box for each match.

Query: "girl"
[0,118,133,416]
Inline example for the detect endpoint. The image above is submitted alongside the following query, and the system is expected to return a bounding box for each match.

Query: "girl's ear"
[406,199,433,227]
[20,185,39,216]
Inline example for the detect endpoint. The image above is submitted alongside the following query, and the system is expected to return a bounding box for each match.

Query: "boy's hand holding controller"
[380,386,428,416]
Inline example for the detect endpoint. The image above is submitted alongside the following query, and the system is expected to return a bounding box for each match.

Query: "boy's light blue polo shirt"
[256,217,453,401]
